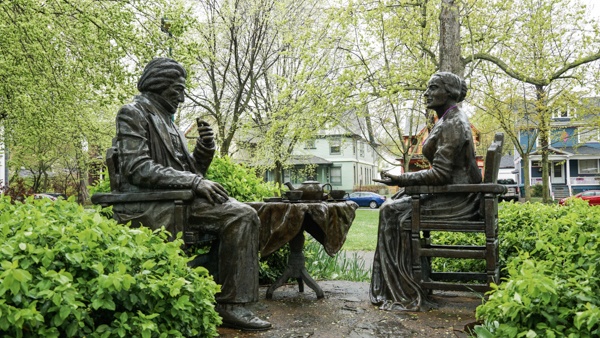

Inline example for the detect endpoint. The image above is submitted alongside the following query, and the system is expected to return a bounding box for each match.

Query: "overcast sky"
[582,0,600,19]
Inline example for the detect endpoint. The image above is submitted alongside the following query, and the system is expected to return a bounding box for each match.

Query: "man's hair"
[431,72,467,102]
[137,57,187,94]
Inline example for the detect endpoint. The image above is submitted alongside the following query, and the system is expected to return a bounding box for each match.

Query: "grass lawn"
[342,208,380,251]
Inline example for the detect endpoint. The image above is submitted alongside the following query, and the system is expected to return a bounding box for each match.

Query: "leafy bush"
[88,169,111,195]
[0,196,221,337]
[475,200,600,337]
[1,177,35,203]
[205,156,278,202]
[531,184,543,197]
[259,246,290,285]
[430,232,486,274]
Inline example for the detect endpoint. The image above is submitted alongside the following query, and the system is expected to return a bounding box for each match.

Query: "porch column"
[566,156,572,196]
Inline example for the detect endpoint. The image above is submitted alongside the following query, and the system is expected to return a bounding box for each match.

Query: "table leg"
[266,230,325,299]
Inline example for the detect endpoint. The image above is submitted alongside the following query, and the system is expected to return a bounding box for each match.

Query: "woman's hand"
[373,171,400,186]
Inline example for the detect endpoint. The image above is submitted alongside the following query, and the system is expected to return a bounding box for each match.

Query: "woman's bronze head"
[429,72,467,103]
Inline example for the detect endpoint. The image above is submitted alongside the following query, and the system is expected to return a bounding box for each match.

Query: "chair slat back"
[483,133,504,184]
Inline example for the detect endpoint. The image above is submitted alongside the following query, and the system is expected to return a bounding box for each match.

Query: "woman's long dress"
[369,106,483,311]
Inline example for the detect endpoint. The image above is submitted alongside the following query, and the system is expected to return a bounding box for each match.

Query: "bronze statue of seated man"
[111,57,270,331]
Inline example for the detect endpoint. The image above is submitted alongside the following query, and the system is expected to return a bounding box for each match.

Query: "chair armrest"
[405,184,507,195]
[91,190,195,205]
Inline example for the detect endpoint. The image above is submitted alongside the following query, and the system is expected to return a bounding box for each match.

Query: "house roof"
[289,155,332,165]
[528,145,600,156]
[561,145,600,156]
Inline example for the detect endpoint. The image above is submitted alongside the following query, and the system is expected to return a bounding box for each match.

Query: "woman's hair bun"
[432,72,467,102]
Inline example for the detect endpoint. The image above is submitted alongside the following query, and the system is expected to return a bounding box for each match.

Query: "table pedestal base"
[266,231,324,299]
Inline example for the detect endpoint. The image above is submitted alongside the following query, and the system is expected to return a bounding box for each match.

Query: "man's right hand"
[194,178,229,204]
[196,119,215,146]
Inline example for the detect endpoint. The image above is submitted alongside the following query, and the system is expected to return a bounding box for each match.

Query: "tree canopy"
[0,0,191,197]
[2,0,600,202]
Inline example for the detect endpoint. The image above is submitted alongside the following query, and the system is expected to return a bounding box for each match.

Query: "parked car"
[559,190,600,206]
[497,178,520,202]
[33,193,58,201]
[33,193,66,201]
[346,192,386,209]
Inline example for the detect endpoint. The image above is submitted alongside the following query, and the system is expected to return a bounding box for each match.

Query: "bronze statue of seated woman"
[370,72,483,311]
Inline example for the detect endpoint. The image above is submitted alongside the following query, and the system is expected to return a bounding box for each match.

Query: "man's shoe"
[216,303,272,331]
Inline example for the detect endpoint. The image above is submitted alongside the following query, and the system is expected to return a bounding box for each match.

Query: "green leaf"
[66,320,78,337]
[59,305,71,320]
[12,269,32,283]
[473,326,495,338]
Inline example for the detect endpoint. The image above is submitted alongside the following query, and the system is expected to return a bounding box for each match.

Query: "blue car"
[346,192,387,209]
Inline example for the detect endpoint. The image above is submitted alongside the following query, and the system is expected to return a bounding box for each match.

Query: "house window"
[359,142,365,157]
[330,138,341,155]
[304,139,316,149]
[579,159,600,174]
[551,107,571,118]
[578,128,600,144]
[330,167,342,185]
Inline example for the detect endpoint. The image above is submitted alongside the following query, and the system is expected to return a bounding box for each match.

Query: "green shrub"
[88,169,111,195]
[429,232,486,274]
[1,177,35,203]
[0,196,221,337]
[259,246,290,285]
[475,199,600,337]
[531,184,543,197]
[206,156,278,202]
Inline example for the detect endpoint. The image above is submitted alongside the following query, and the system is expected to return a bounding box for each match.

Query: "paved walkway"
[218,281,482,338]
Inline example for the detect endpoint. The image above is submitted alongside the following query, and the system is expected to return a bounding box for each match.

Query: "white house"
[183,119,381,193]
[276,129,380,192]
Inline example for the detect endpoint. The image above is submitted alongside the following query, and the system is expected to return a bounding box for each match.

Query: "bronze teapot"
[284,181,331,201]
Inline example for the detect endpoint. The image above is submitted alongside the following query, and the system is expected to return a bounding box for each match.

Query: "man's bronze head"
[137,57,187,94]
[138,58,187,113]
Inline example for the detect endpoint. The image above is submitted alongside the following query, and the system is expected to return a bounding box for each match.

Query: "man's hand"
[193,178,229,204]
[196,119,214,146]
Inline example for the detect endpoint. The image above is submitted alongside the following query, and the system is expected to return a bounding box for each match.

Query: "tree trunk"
[535,85,552,203]
[522,153,531,201]
[274,160,283,196]
[402,152,411,173]
[219,124,232,157]
[439,0,463,76]
[78,176,89,204]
